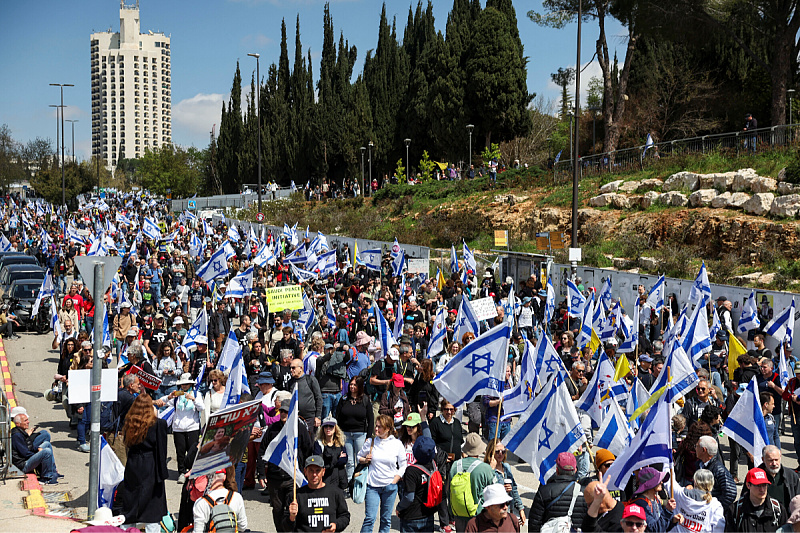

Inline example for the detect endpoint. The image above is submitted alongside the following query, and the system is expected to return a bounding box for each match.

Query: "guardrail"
[171,188,293,212]
[552,123,800,182]
[0,387,10,482]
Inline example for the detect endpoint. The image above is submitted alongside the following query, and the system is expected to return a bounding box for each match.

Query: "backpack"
[202,490,238,532]
[732,496,782,530]
[99,401,120,433]
[541,481,581,533]
[362,361,384,401]
[411,464,443,508]
[450,459,481,518]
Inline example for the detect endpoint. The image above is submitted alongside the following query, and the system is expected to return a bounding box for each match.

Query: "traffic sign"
[256,212,265,221]
[74,256,122,295]
[188,200,196,210]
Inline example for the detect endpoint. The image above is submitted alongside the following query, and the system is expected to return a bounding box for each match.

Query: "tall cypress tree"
[216,62,243,193]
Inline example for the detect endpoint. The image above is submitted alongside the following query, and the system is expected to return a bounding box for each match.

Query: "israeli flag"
[427,307,447,358]
[203,219,214,236]
[325,292,337,325]
[190,234,204,258]
[764,298,796,348]
[284,245,308,265]
[376,303,399,358]
[450,244,459,274]
[595,398,634,457]
[357,248,382,271]
[502,339,537,420]
[142,217,161,240]
[646,274,665,313]
[391,249,406,277]
[31,269,55,317]
[392,305,405,342]
[575,351,617,428]
[566,278,585,318]
[315,250,337,278]
[681,299,713,367]
[297,293,316,335]
[709,306,722,340]
[433,320,512,408]
[554,149,562,164]
[649,341,698,402]
[722,377,770,463]
[98,435,124,509]
[604,386,673,490]
[252,241,276,268]
[227,224,241,242]
[217,329,241,374]
[575,292,595,348]
[196,246,230,283]
[0,234,13,252]
[779,345,791,388]
[687,262,711,307]
[642,133,654,157]
[290,181,297,192]
[264,385,308,487]
[454,297,480,343]
[463,241,476,275]
[222,241,237,261]
[290,263,316,283]
[534,332,567,385]
[50,298,61,337]
[227,266,254,299]
[194,365,206,396]
[626,377,651,430]
[502,372,586,485]
[220,347,251,408]
[617,303,639,355]
[545,278,555,325]
[737,290,761,334]
[158,403,176,426]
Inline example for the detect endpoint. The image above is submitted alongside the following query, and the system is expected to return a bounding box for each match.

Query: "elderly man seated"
[10,406,61,484]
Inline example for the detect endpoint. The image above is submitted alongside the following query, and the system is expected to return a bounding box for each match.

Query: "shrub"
[782,150,800,184]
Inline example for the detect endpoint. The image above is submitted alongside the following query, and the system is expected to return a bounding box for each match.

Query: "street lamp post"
[466,124,474,168]
[247,53,262,213]
[570,0,582,278]
[368,141,373,196]
[49,104,61,165]
[66,119,78,162]
[404,138,411,182]
[50,83,74,208]
[360,147,366,196]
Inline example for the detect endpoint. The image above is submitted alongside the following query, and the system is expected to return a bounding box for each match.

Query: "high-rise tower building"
[91,1,171,169]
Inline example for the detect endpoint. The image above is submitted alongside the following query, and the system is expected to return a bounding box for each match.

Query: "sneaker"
[44,479,59,485]
[78,443,90,453]
[177,475,185,485]
[441,525,454,533]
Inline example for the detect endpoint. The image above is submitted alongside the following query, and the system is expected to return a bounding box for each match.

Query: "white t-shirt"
[672,484,726,533]
[357,435,407,487]
[193,488,247,532]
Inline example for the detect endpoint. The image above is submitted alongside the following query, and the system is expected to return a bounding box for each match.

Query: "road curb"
[0,340,18,409]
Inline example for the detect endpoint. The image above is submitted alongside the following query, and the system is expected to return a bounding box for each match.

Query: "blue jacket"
[765,413,781,449]
[629,494,673,533]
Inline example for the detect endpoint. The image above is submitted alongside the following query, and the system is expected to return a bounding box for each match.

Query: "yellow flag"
[588,328,601,355]
[437,267,446,291]
[728,330,746,381]
[629,384,668,424]
[353,240,359,266]
[613,353,632,382]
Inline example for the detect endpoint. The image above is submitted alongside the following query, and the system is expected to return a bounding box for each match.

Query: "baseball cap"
[304,455,325,468]
[10,406,27,419]
[622,503,646,520]
[250,306,259,313]
[279,399,291,412]
[746,468,771,485]
[556,452,576,473]
[391,373,405,388]
[640,354,653,363]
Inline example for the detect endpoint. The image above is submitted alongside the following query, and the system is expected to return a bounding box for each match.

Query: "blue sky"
[0,0,625,161]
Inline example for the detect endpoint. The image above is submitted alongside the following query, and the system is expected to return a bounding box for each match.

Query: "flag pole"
[293,453,297,502]
[667,365,674,499]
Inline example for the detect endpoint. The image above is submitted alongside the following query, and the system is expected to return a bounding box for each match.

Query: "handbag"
[352,466,368,504]
[541,482,581,533]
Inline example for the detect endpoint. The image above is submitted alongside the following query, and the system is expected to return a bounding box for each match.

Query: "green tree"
[30,160,94,208]
[137,145,204,198]
[394,158,406,182]
[551,67,575,119]
[217,62,244,193]
[418,150,435,181]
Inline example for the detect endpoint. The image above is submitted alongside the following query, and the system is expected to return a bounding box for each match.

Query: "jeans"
[487,420,511,442]
[24,441,57,481]
[577,449,590,479]
[361,483,398,533]
[343,431,366,482]
[235,461,246,493]
[157,384,177,400]
[400,516,435,532]
[77,407,88,445]
[57,275,67,295]
[322,393,340,420]
[84,316,94,334]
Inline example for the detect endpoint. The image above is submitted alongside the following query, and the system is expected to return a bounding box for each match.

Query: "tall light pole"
[368,141,373,196]
[49,104,61,165]
[404,138,411,182]
[466,124,474,168]
[66,119,78,162]
[360,146,366,196]
[570,0,582,278]
[50,83,74,208]
[247,53,262,213]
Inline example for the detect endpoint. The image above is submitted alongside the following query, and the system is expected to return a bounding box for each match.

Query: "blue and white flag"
[646,274,665,313]
[617,303,639,355]
[357,248,382,271]
[764,299,796,348]
[709,305,722,341]
[375,303,399,358]
[427,306,447,358]
[566,279,586,318]
[463,241,476,275]
[687,262,711,307]
[203,219,214,236]
[626,377,651,430]
[158,403,176,426]
[253,242,275,268]
[194,364,206,396]
[738,290,761,334]
[296,293,316,335]
[433,320,512,408]
[502,339,537,420]
[534,333,566,385]
[290,263,316,283]
[603,386,673,490]
[220,347,251,408]
[325,291,337,325]
[190,234,205,258]
[226,266,254,299]
[649,342,698,402]
[576,292,595,348]
[450,244,459,274]
[196,246,229,283]
[315,250,338,278]
[502,372,586,485]
[642,133,654,158]
[391,249,406,277]
[454,296,480,344]
[575,351,619,428]
[554,150,562,164]
[595,398,634,457]
[98,435,124,509]
[217,327,241,374]
[264,385,308,487]
[50,298,61,338]
[142,217,161,240]
[222,241,237,261]
[284,245,308,265]
[227,224,241,242]
[545,277,556,325]
[779,345,791,388]
[722,377,770,462]
[392,280,405,341]
[31,269,55,317]
[681,298,713,367]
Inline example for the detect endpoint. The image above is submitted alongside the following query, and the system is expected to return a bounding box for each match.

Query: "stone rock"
[731,168,767,192]
[588,193,629,209]
[639,257,660,270]
[769,194,800,217]
[627,195,645,209]
[663,171,699,192]
[599,180,624,194]
[737,272,762,284]
[758,273,776,285]
[493,194,529,204]
[618,180,641,193]
[658,191,689,207]
[637,179,664,192]
[613,257,634,269]
[689,189,717,207]
[750,177,778,193]
[711,191,732,208]
[712,172,736,190]
[728,192,751,209]
[777,182,800,195]
[640,191,660,209]
[742,193,775,216]
[778,167,787,182]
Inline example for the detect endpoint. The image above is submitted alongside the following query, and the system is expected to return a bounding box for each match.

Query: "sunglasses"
[601,461,614,469]
[495,450,506,455]
[697,387,707,392]
[622,520,645,529]
[210,379,219,383]
[574,369,585,374]
[443,407,455,412]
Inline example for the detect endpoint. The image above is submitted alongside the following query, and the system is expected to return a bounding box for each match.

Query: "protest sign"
[190,399,262,478]
[67,369,119,403]
[264,285,304,310]
[407,258,430,274]
[127,365,162,390]
[471,296,499,321]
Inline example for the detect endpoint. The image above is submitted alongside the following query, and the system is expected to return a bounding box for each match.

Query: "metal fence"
[0,387,10,481]
[171,188,293,212]
[553,123,799,182]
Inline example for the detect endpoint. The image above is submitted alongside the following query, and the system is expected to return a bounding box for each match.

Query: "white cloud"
[172,93,226,148]
[240,33,274,48]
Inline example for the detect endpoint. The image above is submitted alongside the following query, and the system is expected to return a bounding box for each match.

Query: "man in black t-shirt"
[284,455,350,532]
[143,314,169,359]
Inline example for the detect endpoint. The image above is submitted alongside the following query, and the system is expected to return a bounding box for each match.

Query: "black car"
[0,255,38,271]
[3,278,49,333]
[0,265,45,298]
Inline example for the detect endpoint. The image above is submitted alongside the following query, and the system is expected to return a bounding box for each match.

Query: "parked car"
[0,254,38,271]
[3,278,50,333]
[0,265,45,298]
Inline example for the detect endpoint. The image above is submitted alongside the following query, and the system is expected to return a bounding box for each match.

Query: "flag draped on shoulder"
[264,385,308,487]
[502,372,586,485]
[722,377,770,462]
[433,320,512,408]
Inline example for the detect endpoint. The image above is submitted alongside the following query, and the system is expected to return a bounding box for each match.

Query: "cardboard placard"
[67,369,120,403]
[471,296,499,321]
[264,285,304,310]
[407,258,430,274]
[190,399,262,478]
[127,365,162,390]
